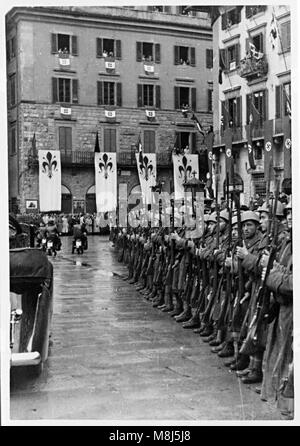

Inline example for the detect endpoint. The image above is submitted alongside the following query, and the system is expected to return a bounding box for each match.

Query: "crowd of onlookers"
[13,212,110,235]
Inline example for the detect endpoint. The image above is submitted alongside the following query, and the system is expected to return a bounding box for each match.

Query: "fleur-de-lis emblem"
[42,151,58,178]
[139,155,153,181]
[178,155,192,182]
[99,153,113,179]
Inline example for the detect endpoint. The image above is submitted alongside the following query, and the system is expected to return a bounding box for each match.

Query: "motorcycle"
[72,238,83,255]
[10,248,53,375]
[46,237,57,257]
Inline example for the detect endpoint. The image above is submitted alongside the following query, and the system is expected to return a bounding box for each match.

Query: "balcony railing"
[239,55,268,81]
[61,151,94,165]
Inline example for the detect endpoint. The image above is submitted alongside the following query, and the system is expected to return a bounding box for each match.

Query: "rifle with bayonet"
[240,180,280,356]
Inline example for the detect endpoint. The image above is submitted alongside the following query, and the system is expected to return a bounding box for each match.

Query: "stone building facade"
[6,6,213,214]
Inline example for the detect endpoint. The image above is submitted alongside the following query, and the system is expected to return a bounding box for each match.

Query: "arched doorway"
[86,185,96,214]
[61,184,72,213]
[128,184,142,211]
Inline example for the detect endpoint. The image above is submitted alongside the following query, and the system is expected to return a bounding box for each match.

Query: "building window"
[7,36,16,61]
[221,97,242,129]
[275,82,291,118]
[174,86,197,111]
[143,130,156,153]
[174,46,196,66]
[175,132,196,153]
[104,128,116,152]
[279,21,291,53]
[52,78,78,104]
[253,173,266,197]
[245,6,267,19]
[59,127,72,151]
[51,33,78,55]
[97,81,122,106]
[96,38,122,59]
[9,74,16,106]
[219,44,240,71]
[221,7,242,30]
[254,145,262,160]
[177,6,195,16]
[137,84,161,108]
[206,49,213,69]
[9,126,16,155]
[207,89,213,112]
[136,42,161,63]
[246,90,268,127]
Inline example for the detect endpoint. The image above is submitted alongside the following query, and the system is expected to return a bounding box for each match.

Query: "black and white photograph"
[1,0,299,428]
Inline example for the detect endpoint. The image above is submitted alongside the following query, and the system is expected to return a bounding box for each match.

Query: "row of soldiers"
[110,193,293,420]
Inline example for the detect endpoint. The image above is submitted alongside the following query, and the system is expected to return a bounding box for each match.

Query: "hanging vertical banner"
[38,150,61,212]
[172,154,199,200]
[264,119,274,184]
[204,131,214,185]
[135,152,157,205]
[224,128,233,184]
[94,152,117,212]
[245,124,256,170]
[283,115,291,179]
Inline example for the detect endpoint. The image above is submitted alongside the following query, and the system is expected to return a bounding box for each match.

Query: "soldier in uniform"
[260,199,293,419]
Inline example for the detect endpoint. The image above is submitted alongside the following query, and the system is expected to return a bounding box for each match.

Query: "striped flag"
[264,119,274,184]
[191,113,205,136]
[224,128,233,184]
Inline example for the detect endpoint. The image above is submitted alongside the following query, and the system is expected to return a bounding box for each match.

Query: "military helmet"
[275,201,285,217]
[285,199,292,211]
[219,209,229,222]
[206,212,217,223]
[257,202,269,213]
[241,210,260,224]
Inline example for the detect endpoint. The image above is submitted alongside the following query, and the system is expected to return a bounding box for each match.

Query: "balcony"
[61,151,94,166]
[239,55,268,81]
[118,151,171,167]
[213,126,244,146]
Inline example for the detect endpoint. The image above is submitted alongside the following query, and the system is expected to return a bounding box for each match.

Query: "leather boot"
[242,368,263,384]
[175,305,192,323]
[223,356,236,366]
[182,313,200,329]
[236,368,251,378]
[218,342,234,358]
[169,293,183,317]
[209,329,224,346]
[199,325,213,337]
[157,304,166,310]
[211,342,226,354]
[148,287,157,300]
[153,291,164,307]
[230,354,250,371]
[202,331,217,343]
[162,287,173,312]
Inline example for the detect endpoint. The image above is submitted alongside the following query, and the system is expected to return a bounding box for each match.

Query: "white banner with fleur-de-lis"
[38,150,61,212]
[135,152,157,205]
[172,154,199,200]
[95,152,117,212]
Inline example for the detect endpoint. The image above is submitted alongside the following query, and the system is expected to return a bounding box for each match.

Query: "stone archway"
[86,185,96,214]
[61,184,72,213]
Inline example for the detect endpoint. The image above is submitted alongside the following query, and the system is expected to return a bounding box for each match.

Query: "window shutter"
[207,89,212,112]
[52,77,58,103]
[155,85,161,109]
[97,81,103,105]
[96,38,103,57]
[137,84,143,107]
[174,86,180,109]
[174,46,180,65]
[286,22,291,51]
[236,7,241,24]
[12,36,16,58]
[72,79,78,103]
[164,6,171,13]
[111,129,116,152]
[144,130,149,151]
[221,100,227,128]
[51,33,57,53]
[155,43,161,63]
[151,131,156,153]
[259,33,264,53]
[281,21,291,52]
[116,83,122,107]
[221,13,227,30]
[246,94,251,124]
[116,40,122,59]
[236,96,242,127]
[245,38,250,55]
[206,49,213,69]
[59,127,65,150]
[66,127,72,150]
[191,88,196,111]
[235,43,240,66]
[275,85,282,118]
[10,77,16,106]
[136,41,142,62]
[190,47,196,66]
[71,36,78,56]
[263,89,268,121]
